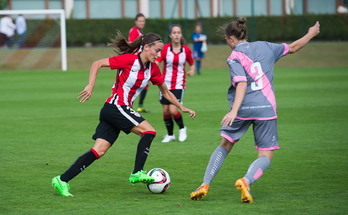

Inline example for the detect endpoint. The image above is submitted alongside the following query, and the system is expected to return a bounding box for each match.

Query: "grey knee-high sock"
[244,156,271,185]
[202,145,229,185]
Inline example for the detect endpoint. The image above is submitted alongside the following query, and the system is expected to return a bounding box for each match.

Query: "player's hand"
[308,21,320,37]
[221,111,236,127]
[187,70,194,77]
[181,107,196,119]
[78,84,94,103]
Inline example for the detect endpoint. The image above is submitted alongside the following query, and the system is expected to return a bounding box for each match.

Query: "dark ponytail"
[108,31,162,55]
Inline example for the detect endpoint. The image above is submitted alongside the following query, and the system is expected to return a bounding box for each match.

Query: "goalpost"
[0,9,67,71]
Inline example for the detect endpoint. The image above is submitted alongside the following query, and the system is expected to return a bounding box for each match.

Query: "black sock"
[133,132,155,174]
[173,112,184,129]
[163,114,174,135]
[60,149,99,182]
[138,89,147,107]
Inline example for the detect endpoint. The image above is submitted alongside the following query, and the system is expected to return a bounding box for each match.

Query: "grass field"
[1,44,348,214]
[1,42,348,71]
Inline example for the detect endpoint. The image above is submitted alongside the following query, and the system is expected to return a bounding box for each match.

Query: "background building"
[3,0,347,19]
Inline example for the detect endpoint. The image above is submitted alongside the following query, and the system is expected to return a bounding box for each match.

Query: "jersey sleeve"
[128,27,139,42]
[184,46,194,65]
[226,58,247,87]
[266,42,290,61]
[109,55,133,70]
[150,63,164,85]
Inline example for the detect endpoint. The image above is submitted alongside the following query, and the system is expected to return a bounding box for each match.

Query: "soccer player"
[156,24,195,143]
[51,32,196,197]
[190,17,320,203]
[128,13,145,42]
[191,23,207,75]
[128,13,149,113]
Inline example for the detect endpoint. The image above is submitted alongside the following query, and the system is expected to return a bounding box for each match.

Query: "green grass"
[65,42,348,71]
[0,66,347,215]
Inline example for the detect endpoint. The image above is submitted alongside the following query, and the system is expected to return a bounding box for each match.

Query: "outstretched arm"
[288,21,320,54]
[78,58,110,102]
[157,83,196,118]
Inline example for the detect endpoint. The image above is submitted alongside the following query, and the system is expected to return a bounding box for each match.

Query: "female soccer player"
[191,23,207,75]
[156,24,195,143]
[128,13,145,42]
[128,13,149,113]
[51,32,196,197]
[190,17,320,203]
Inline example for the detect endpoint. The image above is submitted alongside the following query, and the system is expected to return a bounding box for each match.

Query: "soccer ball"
[146,168,171,194]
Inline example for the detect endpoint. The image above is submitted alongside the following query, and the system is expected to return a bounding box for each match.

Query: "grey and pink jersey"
[226,41,290,120]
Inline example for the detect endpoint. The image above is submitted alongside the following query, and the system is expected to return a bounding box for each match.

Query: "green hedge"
[26,15,348,47]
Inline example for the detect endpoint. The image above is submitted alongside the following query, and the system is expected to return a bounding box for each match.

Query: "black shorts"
[92,103,145,144]
[159,89,184,105]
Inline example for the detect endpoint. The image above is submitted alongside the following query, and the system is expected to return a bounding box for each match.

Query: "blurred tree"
[0,0,8,10]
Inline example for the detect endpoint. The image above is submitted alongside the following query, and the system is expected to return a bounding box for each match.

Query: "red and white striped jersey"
[106,54,164,107]
[128,26,143,42]
[156,43,194,90]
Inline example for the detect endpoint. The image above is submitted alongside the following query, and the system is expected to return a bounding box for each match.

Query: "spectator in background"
[0,15,16,49]
[15,14,27,48]
[191,23,207,75]
[128,13,150,113]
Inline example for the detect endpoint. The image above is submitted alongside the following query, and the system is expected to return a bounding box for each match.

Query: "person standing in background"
[156,24,195,143]
[191,23,207,75]
[128,13,150,113]
[0,15,16,49]
[15,14,27,48]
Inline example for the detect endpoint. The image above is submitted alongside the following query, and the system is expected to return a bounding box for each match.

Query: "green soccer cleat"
[52,176,73,197]
[129,170,154,184]
[235,178,253,203]
[136,107,150,113]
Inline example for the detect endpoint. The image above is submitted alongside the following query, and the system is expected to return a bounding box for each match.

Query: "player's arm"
[288,21,320,54]
[157,83,196,118]
[221,81,247,127]
[187,63,195,77]
[186,48,195,76]
[192,34,201,42]
[78,58,110,103]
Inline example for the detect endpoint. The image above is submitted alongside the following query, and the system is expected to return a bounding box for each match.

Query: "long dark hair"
[168,24,187,45]
[108,31,162,55]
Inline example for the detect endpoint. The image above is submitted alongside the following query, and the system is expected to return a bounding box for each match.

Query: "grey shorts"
[220,118,279,151]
